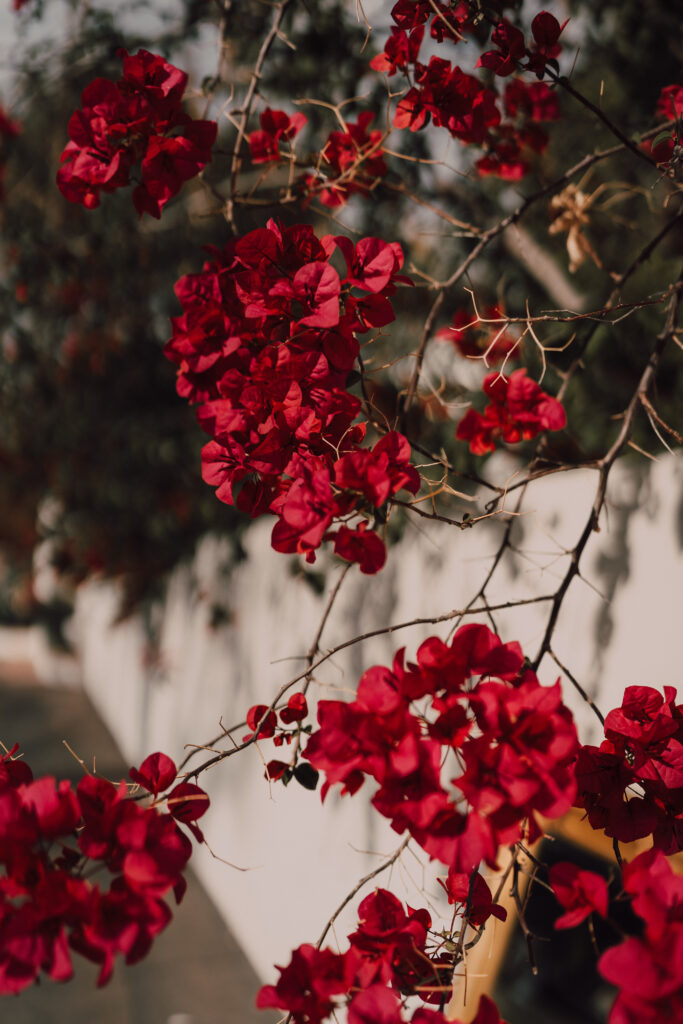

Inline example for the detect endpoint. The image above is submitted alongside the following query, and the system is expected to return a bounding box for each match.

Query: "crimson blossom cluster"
[0,748,208,993]
[598,848,683,1024]
[436,307,519,364]
[254,630,683,1024]
[456,368,567,454]
[164,219,420,574]
[249,107,388,209]
[370,3,564,180]
[254,621,576,1023]
[258,887,506,1023]
[56,49,217,217]
[575,685,683,852]
[303,623,578,874]
[257,848,683,1024]
[547,846,683,1024]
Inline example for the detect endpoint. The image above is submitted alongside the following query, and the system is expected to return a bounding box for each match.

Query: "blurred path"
[0,676,270,1024]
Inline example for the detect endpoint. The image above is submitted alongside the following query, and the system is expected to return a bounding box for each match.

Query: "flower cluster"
[57,49,217,217]
[257,886,508,1023]
[247,105,387,208]
[456,368,566,454]
[370,4,564,180]
[249,107,307,164]
[304,623,578,875]
[478,13,567,79]
[656,83,683,122]
[303,112,388,207]
[598,849,683,1024]
[574,685,683,852]
[436,307,519,365]
[0,748,208,992]
[164,219,419,573]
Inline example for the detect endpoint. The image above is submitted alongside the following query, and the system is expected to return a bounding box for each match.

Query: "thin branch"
[317,836,410,949]
[532,274,683,673]
[181,594,556,779]
[639,391,683,445]
[398,135,664,420]
[548,70,658,173]
[549,647,605,727]
[225,0,295,230]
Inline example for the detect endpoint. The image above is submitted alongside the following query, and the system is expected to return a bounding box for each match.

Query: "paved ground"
[1,678,273,1024]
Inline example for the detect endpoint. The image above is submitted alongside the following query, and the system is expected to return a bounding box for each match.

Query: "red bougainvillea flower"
[303,112,387,207]
[256,943,350,1024]
[305,624,578,875]
[244,704,278,741]
[330,522,387,574]
[280,693,309,725]
[334,236,407,294]
[257,886,510,1021]
[477,20,526,77]
[656,84,683,122]
[334,432,419,508]
[270,456,338,561]
[456,368,566,454]
[57,50,216,217]
[19,776,81,841]
[504,79,561,122]
[526,12,568,77]
[428,1,474,43]
[117,801,193,897]
[129,752,177,796]
[642,132,676,165]
[71,880,173,987]
[168,219,416,574]
[574,685,683,852]
[348,985,404,1024]
[346,991,507,1024]
[439,870,507,928]
[346,888,431,989]
[249,107,307,163]
[369,6,565,184]
[469,996,508,1024]
[549,861,609,929]
[599,849,683,1023]
[370,25,425,77]
[132,122,218,218]
[265,760,289,782]
[436,307,519,365]
[0,746,205,994]
[166,783,210,824]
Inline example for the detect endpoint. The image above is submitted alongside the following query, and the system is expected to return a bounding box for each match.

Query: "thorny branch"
[398,134,677,423]
[225,0,295,231]
[531,273,682,676]
[181,594,556,779]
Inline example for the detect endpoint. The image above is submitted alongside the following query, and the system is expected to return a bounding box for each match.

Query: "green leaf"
[652,129,673,150]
